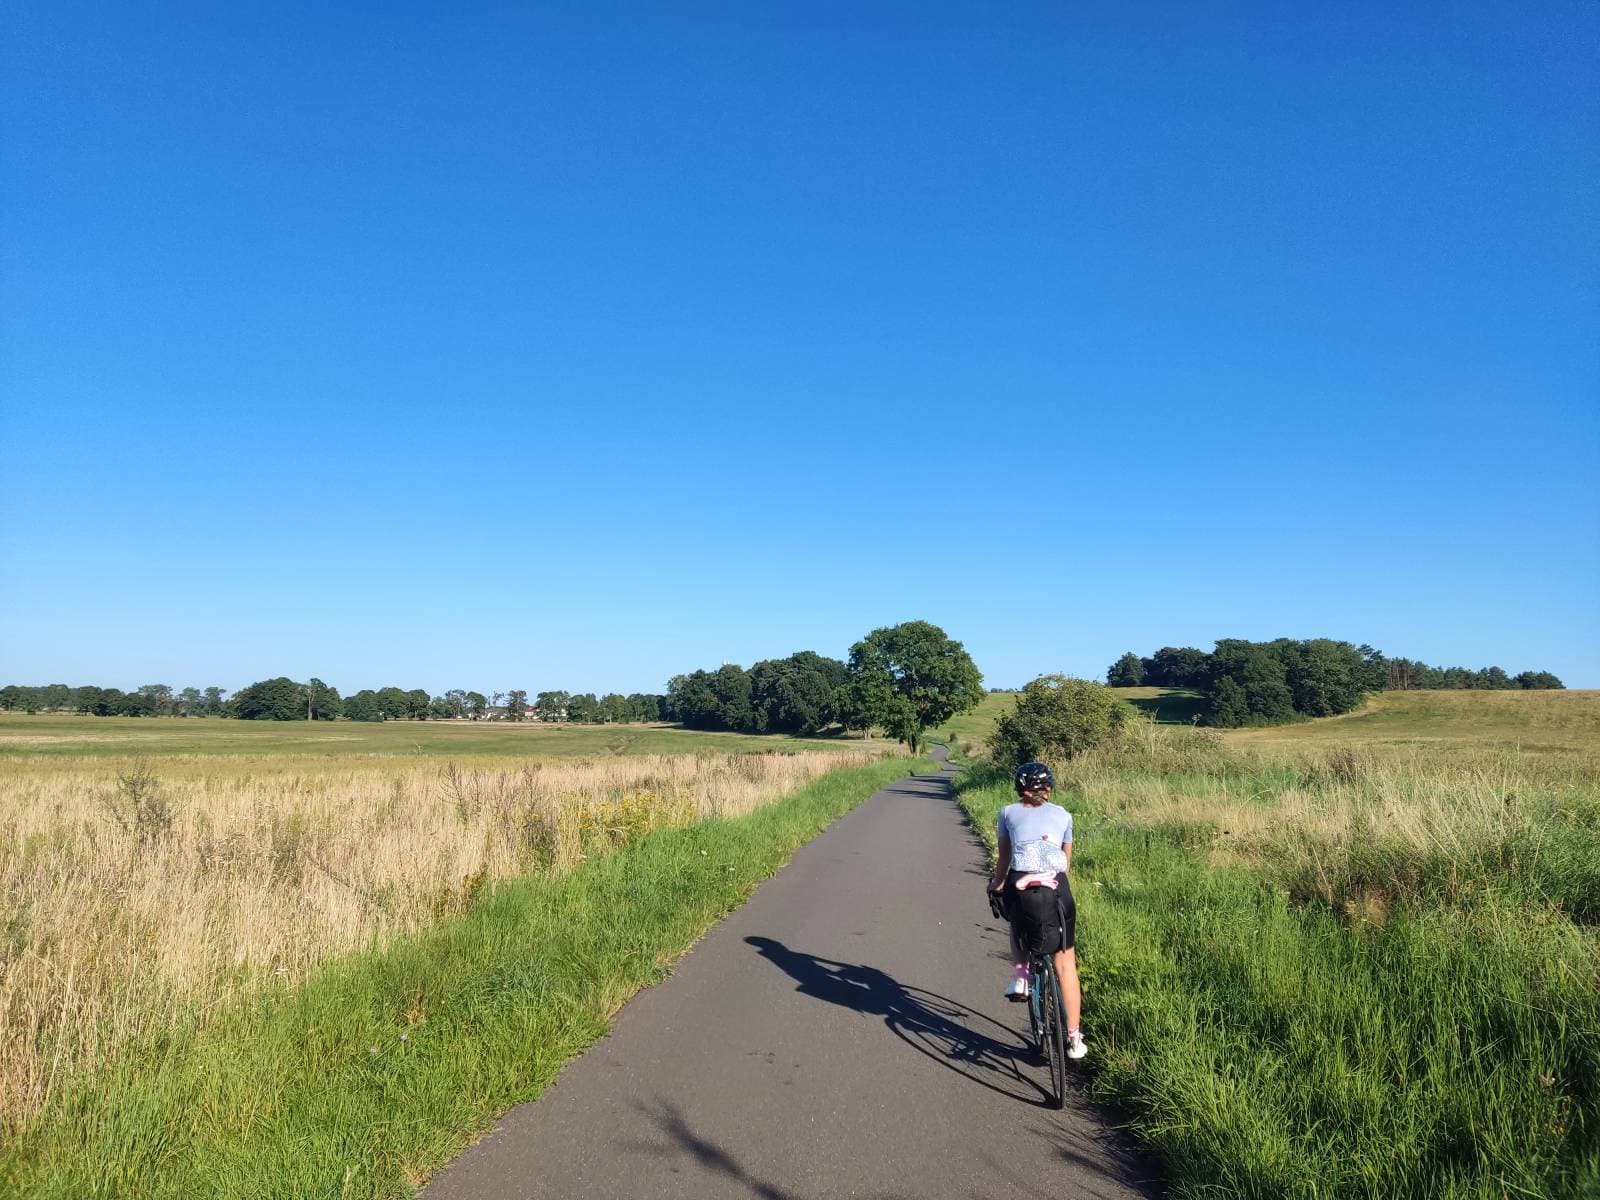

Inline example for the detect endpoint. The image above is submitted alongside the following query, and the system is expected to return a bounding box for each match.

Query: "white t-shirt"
[997,801,1072,874]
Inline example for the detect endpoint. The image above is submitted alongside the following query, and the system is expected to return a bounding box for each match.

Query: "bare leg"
[1053,946,1081,1032]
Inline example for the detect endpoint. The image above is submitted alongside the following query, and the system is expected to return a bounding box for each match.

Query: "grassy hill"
[935,690,1017,748]
[940,687,1599,760]
[1226,687,1600,756]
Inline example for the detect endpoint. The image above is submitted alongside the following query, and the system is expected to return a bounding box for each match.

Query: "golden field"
[0,743,884,1133]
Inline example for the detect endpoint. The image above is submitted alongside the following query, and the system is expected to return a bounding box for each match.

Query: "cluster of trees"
[1,620,988,749]
[232,682,671,724]
[0,683,229,717]
[660,624,986,751]
[1107,640,1565,728]
[0,679,670,724]
[527,691,664,724]
[665,652,849,735]
[1374,660,1563,692]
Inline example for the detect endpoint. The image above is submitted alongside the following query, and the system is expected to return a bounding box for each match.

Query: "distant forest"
[0,651,850,734]
[5,637,1566,733]
[1106,641,1565,728]
[0,681,668,724]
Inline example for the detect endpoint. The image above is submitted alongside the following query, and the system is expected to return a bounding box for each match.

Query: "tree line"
[1106,640,1565,728]
[0,680,668,724]
[665,651,849,735]
[0,619,989,751]
[0,683,229,717]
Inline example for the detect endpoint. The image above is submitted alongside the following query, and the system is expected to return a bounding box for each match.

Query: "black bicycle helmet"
[1013,761,1054,794]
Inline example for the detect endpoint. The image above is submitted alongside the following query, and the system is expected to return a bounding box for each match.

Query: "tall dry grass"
[1049,720,1600,920]
[0,749,879,1134]
[954,719,1600,1196]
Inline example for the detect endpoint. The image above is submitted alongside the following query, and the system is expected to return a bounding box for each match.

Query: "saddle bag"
[1011,883,1066,955]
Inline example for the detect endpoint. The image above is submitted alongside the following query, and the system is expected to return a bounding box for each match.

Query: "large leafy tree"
[843,621,983,753]
[535,690,570,721]
[121,692,157,717]
[231,677,307,721]
[74,685,108,715]
[138,684,175,716]
[344,690,383,722]
[1144,646,1209,688]
[1281,639,1364,717]
[305,678,342,720]
[709,664,753,731]
[750,651,848,735]
[1515,671,1564,689]
[1208,639,1296,724]
[666,667,753,731]
[566,693,602,723]
[371,687,405,719]
[627,693,662,721]
[1106,653,1144,687]
[1207,676,1249,727]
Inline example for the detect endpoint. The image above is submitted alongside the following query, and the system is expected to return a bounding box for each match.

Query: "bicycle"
[991,888,1070,1109]
[1025,945,1069,1109]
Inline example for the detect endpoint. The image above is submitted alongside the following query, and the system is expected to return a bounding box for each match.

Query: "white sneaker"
[1004,977,1029,1001]
[1066,1031,1088,1060]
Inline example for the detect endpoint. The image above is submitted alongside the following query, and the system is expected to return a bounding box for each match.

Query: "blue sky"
[3,2,1596,694]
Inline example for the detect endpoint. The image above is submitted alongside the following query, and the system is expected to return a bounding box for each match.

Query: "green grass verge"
[2,756,931,1199]
[953,762,1599,1200]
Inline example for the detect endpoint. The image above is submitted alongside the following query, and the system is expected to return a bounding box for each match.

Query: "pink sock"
[1012,963,1028,981]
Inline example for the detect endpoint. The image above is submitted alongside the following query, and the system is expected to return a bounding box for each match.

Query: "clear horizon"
[4,3,1597,693]
[0,633,1587,701]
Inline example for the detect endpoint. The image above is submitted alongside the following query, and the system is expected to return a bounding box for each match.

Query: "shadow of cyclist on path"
[743,935,1051,1106]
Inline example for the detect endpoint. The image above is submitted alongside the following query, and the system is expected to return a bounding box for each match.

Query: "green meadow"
[948,689,1600,1199]
[0,713,875,761]
[942,686,1600,758]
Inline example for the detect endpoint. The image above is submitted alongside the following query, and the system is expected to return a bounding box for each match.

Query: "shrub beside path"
[421,750,1162,1200]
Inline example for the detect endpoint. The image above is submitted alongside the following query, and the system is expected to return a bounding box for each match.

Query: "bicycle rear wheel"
[1039,957,1067,1109]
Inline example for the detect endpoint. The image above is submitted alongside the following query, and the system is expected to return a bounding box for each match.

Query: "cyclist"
[987,760,1086,1060]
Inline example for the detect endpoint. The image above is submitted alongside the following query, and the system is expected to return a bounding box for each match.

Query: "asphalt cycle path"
[421,751,1163,1200]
